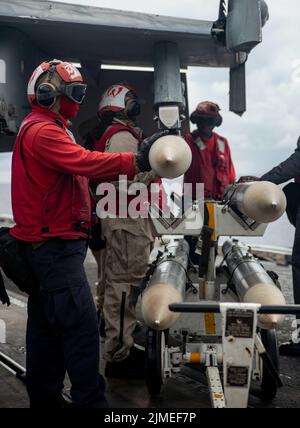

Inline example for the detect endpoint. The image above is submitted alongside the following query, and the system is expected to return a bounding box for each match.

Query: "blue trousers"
[283,183,300,305]
[25,239,107,408]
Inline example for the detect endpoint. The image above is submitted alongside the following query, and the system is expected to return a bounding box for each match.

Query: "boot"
[105,345,145,380]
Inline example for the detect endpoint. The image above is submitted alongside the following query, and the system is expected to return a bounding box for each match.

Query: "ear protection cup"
[190,112,223,128]
[36,83,58,108]
[215,114,223,127]
[190,111,200,125]
[125,99,141,118]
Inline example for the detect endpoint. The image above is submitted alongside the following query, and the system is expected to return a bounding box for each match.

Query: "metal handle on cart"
[169,302,300,315]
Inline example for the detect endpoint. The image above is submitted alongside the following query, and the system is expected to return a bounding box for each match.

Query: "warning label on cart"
[225,309,254,338]
[227,366,249,387]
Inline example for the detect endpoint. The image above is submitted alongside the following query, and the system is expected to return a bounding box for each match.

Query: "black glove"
[135,130,169,172]
[88,221,106,252]
[238,176,260,183]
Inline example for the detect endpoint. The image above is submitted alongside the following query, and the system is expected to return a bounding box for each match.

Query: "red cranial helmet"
[27,60,87,108]
[190,101,223,127]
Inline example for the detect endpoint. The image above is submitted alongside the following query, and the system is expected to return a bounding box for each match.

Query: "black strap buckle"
[73,223,90,235]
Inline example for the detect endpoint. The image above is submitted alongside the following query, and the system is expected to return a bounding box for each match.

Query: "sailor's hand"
[135,130,169,172]
[238,176,260,183]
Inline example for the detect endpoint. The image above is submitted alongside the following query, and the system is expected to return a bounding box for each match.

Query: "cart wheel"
[146,328,166,396]
[260,329,280,402]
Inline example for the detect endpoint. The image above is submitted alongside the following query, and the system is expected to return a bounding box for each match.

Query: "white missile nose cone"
[141,283,183,330]
[165,157,174,163]
[164,149,175,163]
[149,135,192,179]
[243,181,287,223]
[270,314,285,326]
[244,283,286,330]
[258,314,285,330]
[270,316,279,329]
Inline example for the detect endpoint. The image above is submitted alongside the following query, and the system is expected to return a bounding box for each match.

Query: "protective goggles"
[62,83,87,105]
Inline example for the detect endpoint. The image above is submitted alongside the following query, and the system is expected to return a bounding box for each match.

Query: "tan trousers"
[97,218,154,363]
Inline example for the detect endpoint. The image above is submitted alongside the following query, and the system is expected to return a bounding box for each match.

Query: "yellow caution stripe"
[205,313,217,335]
[206,202,217,242]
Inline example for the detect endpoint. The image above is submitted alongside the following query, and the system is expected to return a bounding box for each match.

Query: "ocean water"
[0,182,12,216]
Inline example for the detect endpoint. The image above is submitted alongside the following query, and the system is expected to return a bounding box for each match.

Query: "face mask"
[60,96,80,119]
[197,124,214,139]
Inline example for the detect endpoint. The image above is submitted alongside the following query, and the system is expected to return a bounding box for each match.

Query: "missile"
[141,239,189,330]
[149,135,192,179]
[228,181,287,224]
[223,240,286,330]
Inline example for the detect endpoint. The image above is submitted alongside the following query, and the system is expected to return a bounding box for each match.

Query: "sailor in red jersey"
[184,101,236,201]
[11,60,165,408]
[184,101,236,266]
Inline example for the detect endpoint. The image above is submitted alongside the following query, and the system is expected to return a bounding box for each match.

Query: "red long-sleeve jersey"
[11,107,136,242]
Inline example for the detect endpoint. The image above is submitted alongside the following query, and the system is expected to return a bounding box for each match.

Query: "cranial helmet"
[98,83,140,119]
[27,60,87,108]
[190,101,223,128]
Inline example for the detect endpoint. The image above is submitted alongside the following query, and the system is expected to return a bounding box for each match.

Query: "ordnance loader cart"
[143,200,300,408]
